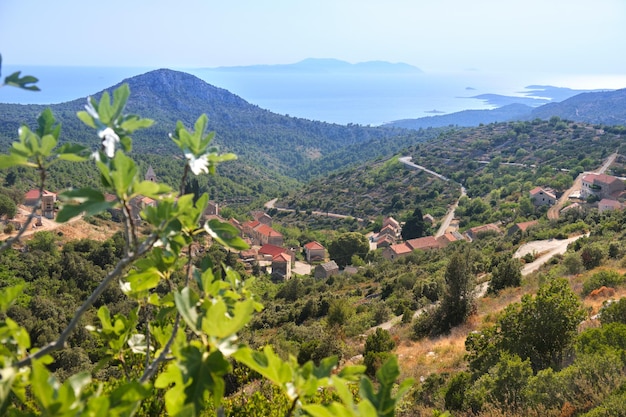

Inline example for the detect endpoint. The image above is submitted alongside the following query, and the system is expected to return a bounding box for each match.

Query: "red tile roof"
[515,220,538,232]
[406,236,442,250]
[389,243,412,255]
[272,253,291,263]
[255,224,282,237]
[24,189,55,199]
[258,244,287,258]
[304,241,325,250]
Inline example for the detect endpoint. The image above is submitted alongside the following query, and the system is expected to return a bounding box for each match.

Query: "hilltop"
[0,68,411,180]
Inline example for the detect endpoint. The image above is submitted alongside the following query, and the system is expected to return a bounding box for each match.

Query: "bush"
[599,298,626,325]
[582,269,624,295]
[581,245,604,270]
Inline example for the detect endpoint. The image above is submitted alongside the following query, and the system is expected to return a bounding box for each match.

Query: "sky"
[1,0,625,78]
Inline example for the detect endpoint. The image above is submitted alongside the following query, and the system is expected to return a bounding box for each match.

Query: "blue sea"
[1,65,622,126]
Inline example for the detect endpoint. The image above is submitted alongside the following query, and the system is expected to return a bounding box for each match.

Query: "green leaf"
[174,287,200,334]
[4,71,40,91]
[98,91,113,124]
[120,115,154,132]
[233,346,293,388]
[205,219,249,250]
[133,180,171,199]
[57,143,89,162]
[125,268,161,293]
[0,284,23,312]
[109,150,137,197]
[56,188,113,223]
[77,110,97,129]
[0,154,33,169]
[202,298,255,340]
[111,84,130,122]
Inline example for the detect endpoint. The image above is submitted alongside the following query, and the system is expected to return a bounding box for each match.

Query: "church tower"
[145,165,157,182]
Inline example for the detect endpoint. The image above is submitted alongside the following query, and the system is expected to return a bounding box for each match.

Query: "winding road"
[398,156,466,237]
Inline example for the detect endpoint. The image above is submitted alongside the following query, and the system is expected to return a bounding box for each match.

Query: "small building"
[382,235,444,260]
[466,223,501,241]
[436,232,460,247]
[598,198,623,213]
[271,253,292,281]
[314,260,339,279]
[529,187,556,206]
[376,235,395,249]
[205,201,219,216]
[406,236,442,251]
[507,220,539,236]
[258,244,290,261]
[251,210,272,226]
[24,189,56,207]
[303,241,326,263]
[423,214,435,225]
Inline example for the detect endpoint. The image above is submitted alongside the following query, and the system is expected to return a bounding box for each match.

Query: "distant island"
[206,58,424,74]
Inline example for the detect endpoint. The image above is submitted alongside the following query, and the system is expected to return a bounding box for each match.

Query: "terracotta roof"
[599,198,622,208]
[515,220,538,232]
[406,236,441,250]
[255,224,282,237]
[258,244,288,257]
[239,249,257,259]
[272,253,291,263]
[24,189,55,199]
[584,173,621,185]
[529,187,556,199]
[304,241,325,250]
[389,243,413,255]
[243,220,260,229]
[469,223,501,235]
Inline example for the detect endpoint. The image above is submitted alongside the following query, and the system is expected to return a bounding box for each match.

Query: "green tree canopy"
[0,193,16,219]
[327,231,369,268]
[401,207,425,240]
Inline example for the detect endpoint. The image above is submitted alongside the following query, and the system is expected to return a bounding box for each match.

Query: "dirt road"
[548,152,618,220]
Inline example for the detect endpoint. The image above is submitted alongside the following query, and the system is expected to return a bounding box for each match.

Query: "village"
[4,163,626,284]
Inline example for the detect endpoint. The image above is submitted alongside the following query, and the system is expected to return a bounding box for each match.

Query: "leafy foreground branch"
[0,84,412,416]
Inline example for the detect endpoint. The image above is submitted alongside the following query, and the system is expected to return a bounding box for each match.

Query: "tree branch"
[15,232,158,368]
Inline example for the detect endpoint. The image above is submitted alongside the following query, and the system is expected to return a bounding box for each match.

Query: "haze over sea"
[1,65,625,126]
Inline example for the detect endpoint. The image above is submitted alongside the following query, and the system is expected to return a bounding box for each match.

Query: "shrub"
[599,298,626,325]
[582,269,624,296]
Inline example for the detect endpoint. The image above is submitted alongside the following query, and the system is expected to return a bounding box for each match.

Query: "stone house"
[303,241,326,263]
[582,173,625,200]
[466,223,501,241]
[507,220,539,236]
[314,260,339,279]
[598,198,623,213]
[271,253,292,281]
[382,236,442,260]
[529,187,556,206]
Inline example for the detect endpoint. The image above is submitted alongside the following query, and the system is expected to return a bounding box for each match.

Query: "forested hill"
[385,87,626,130]
[530,87,626,125]
[0,68,410,179]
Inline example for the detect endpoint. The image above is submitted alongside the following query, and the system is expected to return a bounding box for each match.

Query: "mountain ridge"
[206,58,423,74]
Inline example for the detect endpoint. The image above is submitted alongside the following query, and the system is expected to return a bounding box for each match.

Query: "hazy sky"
[1,0,625,75]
